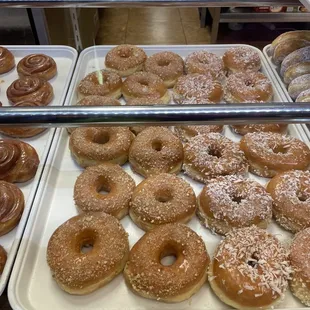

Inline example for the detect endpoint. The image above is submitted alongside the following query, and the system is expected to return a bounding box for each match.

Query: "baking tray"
[0,45,78,295]
[8,45,309,310]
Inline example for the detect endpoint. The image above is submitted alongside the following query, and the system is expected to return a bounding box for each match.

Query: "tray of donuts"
[7,44,310,310]
[0,45,77,295]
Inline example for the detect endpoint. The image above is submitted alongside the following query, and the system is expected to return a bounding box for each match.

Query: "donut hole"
[247,252,259,268]
[298,191,310,202]
[152,140,163,152]
[77,232,95,254]
[157,59,170,67]
[97,179,111,196]
[273,145,289,154]
[139,80,150,87]
[93,132,110,145]
[245,80,255,87]
[155,189,173,203]
[160,245,178,266]
[231,195,244,204]
[208,147,222,158]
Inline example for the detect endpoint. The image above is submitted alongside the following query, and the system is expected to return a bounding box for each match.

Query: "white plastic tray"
[8,45,309,310]
[0,45,77,295]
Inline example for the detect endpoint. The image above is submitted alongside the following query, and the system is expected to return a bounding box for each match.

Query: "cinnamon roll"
[0,245,7,274]
[7,77,53,106]
[17,54,57,80]
[0,101,46,138]
[0,139,39,183]
[0,47,15,74]
[0,181,24,236]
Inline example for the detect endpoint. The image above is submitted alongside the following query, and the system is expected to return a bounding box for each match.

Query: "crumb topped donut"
[225,72,273,103]
[231,124,288,136]
[144,51,184,88]
[198,175,272,235]
[223,46,261,74]
[122,72,170,103]
[240,132,310,178]
[77,70,122,100]
[173,74,223,103]
[69,127,134,168]
[105,44,147,77]
[289,227,310,306]
[267,170,310,233]
[185,50,225,80]
[130,173,196,231]
[129,127,183,177]
[124,223,210,302]
[74,163,135,219]
[47,213,129,295]
[183,133,248,183]
[209,226,292,310]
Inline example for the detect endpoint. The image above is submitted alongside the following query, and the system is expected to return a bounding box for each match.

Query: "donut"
[7,77,53,106]
[223,46,261,73]
[129,127,183,177]
[288,74,310,100]
[183,133,248,183]
[231,124,288,136]
[209,226,292,310]
[284,61,310,84]
[297,88,310,102]
[280,46,310,77]
[74,163,135,219]
[122,72,170,104]
[0,46,15,74]
[144,51,184,88]
[0,139,39,183]
[105,44,147,77]
[129,173,196,231]
[240,132,310,178]
[198,175,272,235]
[185,50,225,80]
[225,72,273,103]
[47,213,129,295]
[0,181,24,236]
[266,170,310,233]
[289,228,310,306]
[173,74,223,103]
[126,97,164,135]
[124,223,210,302]
[0,101,46,138]
[69,127,134,168]
[17,54,57,80]
[77,70,122,100]
[0,245,7,274]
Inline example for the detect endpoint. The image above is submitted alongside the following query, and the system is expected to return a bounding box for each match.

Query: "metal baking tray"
[8,45,309,309]
[0,45,78,295]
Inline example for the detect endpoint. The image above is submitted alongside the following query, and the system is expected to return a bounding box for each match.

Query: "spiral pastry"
[7,77,53,106]
[0,245,7,274]
[0,181,24,236]
[0,47,15,74]
[0,139,39,183]
[0,102,46,138]
[17,54,57,80]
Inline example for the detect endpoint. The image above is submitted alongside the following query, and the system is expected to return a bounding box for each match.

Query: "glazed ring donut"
[122,72,170,104]
[105,44,147,77]
[129,127,183,177]
[225,72,273,103]
[231,124,288,136]
[69,127,134,168]
[240,132,310,178]
[173,74,223,103]
[0,181,24,236]
[17,54,57,80]
[47,213,129,295]
[183,133,248,183]
[74,163,135,219]
[0,245,7,274]
[7,77,53,106]
[185,50,225,80]
[129,173,196,231]
[267,170,310,233]
[0,46,15,74]
[209,226,292,310]
[144,51,184,88]
[223,46,261,74]
[198,175,272,235]
[297,88,310,102]
[124,223,210,302]
[289,228,310,306]
[77,70,122,100]
[288,74,310,100]
[284,61,310,84]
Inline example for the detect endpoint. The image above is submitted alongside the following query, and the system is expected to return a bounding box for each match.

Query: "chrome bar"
[0,103,309,127]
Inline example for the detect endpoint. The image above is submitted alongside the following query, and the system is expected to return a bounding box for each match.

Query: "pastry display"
[0,245,7,274]
[0,46,15,74]
[17,54,57,80]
